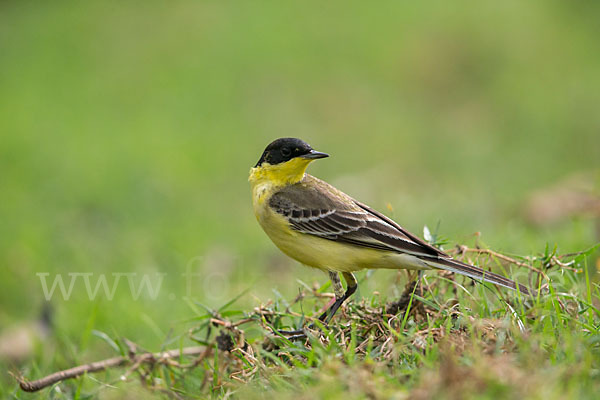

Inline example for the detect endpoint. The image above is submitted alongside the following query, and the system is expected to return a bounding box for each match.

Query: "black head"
[254,138,329,167]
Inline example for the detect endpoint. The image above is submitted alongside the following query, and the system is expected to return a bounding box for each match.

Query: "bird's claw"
[276,328,305,336]
[274,323,324,340]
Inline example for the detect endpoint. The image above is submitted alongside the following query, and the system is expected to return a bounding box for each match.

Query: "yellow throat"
[248,157,313,205]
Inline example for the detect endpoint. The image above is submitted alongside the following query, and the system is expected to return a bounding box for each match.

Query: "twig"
[452,245,548,278]
[13,346,206,393]
[550,255,580,272]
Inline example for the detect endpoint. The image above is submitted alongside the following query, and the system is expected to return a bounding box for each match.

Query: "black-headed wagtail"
[249,138,530,332]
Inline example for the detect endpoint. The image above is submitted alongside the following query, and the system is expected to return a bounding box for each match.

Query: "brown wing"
[268,178,442,259]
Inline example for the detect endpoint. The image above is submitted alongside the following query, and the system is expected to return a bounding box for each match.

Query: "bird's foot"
[276,328,306,336]
[274,323,321,341]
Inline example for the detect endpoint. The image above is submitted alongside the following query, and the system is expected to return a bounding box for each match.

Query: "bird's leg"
[317,271,357,324]
[278,272,358,340]
[276,271,342,336]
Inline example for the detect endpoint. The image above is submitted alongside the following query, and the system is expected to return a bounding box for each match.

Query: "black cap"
[255,138,328,167]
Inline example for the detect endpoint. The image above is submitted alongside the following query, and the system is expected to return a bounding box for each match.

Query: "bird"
[249,138,531,331]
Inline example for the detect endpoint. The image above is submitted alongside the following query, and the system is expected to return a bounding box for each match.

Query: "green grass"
[9,246,600,399]
[1,0,599,398]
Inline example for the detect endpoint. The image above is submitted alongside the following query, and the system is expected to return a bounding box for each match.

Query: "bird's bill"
[301,150,329,160]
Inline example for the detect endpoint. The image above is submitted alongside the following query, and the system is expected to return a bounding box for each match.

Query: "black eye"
[281,147,292,157]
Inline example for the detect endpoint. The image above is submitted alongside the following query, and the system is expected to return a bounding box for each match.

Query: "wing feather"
[269,185,440,258]
[267,175,530,296]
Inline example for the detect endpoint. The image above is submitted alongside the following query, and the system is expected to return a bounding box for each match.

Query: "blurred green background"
[1,0,599,390]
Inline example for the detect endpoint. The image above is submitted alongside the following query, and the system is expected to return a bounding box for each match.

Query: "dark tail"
[425,257,532,296]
